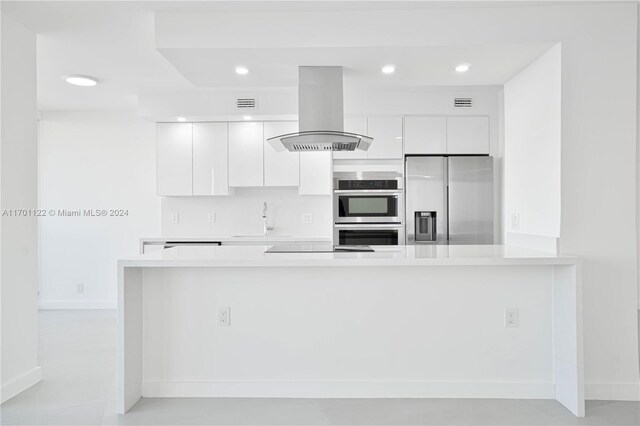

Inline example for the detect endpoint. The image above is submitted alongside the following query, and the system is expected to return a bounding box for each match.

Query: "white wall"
[0,12,41,402]
[504,44,561,252]
[38,111,160,308]
[162,189,331,238]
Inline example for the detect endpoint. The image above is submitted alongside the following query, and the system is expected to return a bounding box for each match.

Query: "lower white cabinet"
[228,122,264,187]
[193,122,231,196]
[157,123,193,196]
[264,122,299,186]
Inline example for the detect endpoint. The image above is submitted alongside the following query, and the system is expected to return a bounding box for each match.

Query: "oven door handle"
[334,223,403,229]
[333,190,402,195]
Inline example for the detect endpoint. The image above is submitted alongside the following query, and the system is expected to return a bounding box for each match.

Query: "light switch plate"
[170,213,179,224]
[505,308,519,328]
[207,212,216,223]
[301,213,313,224]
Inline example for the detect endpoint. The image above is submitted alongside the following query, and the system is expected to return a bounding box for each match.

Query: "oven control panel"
[337,180,398,190]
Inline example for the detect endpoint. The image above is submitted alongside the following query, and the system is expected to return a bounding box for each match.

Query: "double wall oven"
[333,172,405,246]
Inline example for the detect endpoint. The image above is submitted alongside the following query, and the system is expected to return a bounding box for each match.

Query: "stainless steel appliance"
[405,156,493,245]
[334,224,403,246]
[268,67,373,152]
[265,244,374,253]
[333,171,405,245]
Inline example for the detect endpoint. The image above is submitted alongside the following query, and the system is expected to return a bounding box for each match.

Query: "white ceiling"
[2,1,558,111]
[159,44,553,88]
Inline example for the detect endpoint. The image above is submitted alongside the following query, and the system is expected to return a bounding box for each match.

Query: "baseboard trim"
[38,300,116,309]
[142,380,555,399]
[1,367,42,403]
[585,382,640,401]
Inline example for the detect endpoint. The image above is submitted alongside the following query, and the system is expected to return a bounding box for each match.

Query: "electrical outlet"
[301,213,313,224]
[77,283,84,294]
[207,212,216,223]
[511,213,520,231]
[504,308,519,328]
[218,306,230,326]
[170,213,179,224]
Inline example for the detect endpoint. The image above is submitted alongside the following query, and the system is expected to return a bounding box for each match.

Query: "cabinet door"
[333,116,368,159]
[264,122,299,186]
[446,116,490,154]
[404,116,447,154]
[193,123,230,196]
[299,152,332,195]
[157,123,193,195]
[228,122,264,187]
[366,116,403,159]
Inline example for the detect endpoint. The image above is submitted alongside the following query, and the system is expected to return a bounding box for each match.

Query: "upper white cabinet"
[366,116,403,159]
[333,116,368,160]
[299,152,332,195]
[192,123,231,196]
[404,116,447,155]
[157,123,193,196]
[446,116,490,155]
[228,122,264,187]
[263,122,299,187]
[404,116,490,155]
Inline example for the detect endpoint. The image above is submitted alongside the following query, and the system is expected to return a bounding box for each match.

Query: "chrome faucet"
[262,202,274,236]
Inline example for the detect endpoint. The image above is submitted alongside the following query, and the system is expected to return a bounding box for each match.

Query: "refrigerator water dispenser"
[415,211,437,242]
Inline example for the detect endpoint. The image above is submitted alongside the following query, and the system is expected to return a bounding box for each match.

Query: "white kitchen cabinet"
[157,123,193,196]
[403,116,447,155]
[366,116,403,159]
[264,122,299,186]
[446,116,490,154]
[333,116,368,160]
[192,123,231,196]
[299,152,332,195]
[228,122,264,187]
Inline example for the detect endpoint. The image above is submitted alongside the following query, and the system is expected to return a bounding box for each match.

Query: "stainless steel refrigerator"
[405,156,494,245]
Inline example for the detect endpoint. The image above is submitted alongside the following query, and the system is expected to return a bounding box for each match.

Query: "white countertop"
[120,244,579,268]
[141,236,331,243]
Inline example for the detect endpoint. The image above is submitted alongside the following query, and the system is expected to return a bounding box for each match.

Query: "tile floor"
[0,310,638,426]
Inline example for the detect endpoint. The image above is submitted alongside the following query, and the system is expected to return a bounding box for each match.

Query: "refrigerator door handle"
[444,158,449,243]
[445,184,450,242]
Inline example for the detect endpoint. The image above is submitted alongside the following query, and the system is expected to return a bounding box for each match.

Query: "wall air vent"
[453,97,473,108]
[235,97,257,110]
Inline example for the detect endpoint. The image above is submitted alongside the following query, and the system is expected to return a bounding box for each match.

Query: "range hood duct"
[267,66,373,152]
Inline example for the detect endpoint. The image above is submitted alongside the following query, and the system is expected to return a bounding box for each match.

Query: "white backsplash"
[161,188,332,237]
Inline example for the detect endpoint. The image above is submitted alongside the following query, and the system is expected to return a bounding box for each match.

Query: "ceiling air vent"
[453,97,473,109]
[235,97,257,110]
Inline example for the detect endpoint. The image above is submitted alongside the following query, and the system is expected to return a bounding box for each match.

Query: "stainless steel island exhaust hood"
[267,66,373,152]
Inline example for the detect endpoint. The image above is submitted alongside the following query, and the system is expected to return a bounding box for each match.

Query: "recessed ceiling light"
[382,65,396,74]
[243,116,252,120]
[177,117,187,122]
[455,63,471,73]
[235,66,249,75]
[395,136,403,140]
[64,75,98,87]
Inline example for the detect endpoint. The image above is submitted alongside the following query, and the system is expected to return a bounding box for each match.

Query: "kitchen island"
[118,245,583,416]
